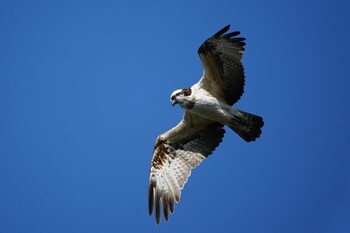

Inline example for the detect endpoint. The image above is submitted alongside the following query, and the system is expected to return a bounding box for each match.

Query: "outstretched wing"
[196,24,246,106]
[148,113,225,225]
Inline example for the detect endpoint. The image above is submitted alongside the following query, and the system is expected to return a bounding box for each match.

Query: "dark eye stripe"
[182,88,192,96]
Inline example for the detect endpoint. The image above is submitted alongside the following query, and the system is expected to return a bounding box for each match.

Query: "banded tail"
[229,109,264,142]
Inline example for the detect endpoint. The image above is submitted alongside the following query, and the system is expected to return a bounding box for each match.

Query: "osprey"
[148,25,264,225]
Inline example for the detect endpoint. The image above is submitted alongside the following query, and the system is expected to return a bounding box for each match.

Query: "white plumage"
[148,25,264,225]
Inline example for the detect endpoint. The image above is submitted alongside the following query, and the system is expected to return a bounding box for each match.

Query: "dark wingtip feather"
[233,37,246,42]
[212,24,230,38]
[169,197,175,213]
[148,178,156,215]
[222,31,240,38]
[162,195,169,222]
[155,195,161,225]
[155,190,160,225]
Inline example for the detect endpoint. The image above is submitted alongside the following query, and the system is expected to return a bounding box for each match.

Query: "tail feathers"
[229,109,264,142]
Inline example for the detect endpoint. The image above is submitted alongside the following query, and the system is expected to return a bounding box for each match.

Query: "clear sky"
[1,0,350,232]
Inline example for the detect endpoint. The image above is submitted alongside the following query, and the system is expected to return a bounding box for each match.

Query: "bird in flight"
[148,25,264,225]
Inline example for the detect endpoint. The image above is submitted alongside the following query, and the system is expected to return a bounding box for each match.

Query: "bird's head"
[170,88,194,109]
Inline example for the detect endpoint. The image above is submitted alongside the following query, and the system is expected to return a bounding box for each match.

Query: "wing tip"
[162,195,170,222]
[212,24,230,38]
[148,175,157,216]
[198,24,246,55]
[155,190,161,225]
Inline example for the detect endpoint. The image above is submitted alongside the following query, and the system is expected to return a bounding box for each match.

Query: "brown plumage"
[148,25,264,225]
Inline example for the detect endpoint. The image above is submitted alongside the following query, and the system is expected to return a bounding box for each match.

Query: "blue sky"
[1,0,350,232]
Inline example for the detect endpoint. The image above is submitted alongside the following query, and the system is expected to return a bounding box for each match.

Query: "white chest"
[189,90,230,122]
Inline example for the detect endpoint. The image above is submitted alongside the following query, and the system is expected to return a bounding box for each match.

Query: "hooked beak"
[171,96,177,106]
[171,99,177,106]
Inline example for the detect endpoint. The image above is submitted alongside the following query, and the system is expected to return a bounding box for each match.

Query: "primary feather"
[148,25,264,225]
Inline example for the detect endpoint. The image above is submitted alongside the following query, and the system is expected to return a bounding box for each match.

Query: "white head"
[170,88,194,109]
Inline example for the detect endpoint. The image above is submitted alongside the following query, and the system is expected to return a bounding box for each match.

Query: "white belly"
[189,92,232,123]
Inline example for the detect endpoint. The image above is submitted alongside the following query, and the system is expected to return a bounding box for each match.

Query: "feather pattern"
[148,117,225,225]
[197,24,246,106]
[148,25,264,225]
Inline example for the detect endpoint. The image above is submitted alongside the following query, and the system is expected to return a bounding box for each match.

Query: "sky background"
[1,0,350,232]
